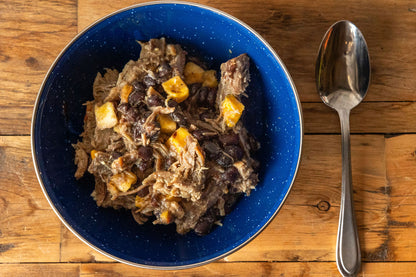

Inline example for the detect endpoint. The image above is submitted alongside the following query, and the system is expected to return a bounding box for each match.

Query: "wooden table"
[1,0,415,276]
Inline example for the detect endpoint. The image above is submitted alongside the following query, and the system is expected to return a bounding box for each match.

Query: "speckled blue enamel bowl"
[31,1,302,269]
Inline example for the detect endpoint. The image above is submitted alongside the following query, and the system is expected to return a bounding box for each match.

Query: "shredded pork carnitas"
[73,38,260,235]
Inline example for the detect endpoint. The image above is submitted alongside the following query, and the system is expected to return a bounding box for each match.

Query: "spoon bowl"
[316,20,370,110]
[316,20,370,277]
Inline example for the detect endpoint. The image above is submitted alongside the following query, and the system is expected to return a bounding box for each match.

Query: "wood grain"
[0,262,414,277]
[78,262,416,276]
[0,264,79,277]
[60,135,389,263]
[303,102,416,134]
[0,137,61,262]
[3,0,414,135]
[227,135,389,262]
[78,0,416,102]
[0,127,412,266]
[386,135,416,261]
[2,0,416,275]
[0,0,77,135]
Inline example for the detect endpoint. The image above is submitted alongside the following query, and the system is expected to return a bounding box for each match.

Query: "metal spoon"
[316,20,370,277]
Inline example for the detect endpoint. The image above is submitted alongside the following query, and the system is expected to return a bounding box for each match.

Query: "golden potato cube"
[165,195,181,202]
[162,76,189,103]
[135,195,146,208]
[113,124,120,133]
[221,94,245,128]
[166,127,191,153]
[159,210,172,224]
[166,127,204,163]
[95,102,118,130]
[90,149,99,159]
[158,114,177,134]
[109,171,137,192]
[120,84,133,103]
[111,157,124,171]
[202,70,218,88]
[184,62,205,84]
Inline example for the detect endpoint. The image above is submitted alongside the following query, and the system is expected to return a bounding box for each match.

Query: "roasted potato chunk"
[162,76,189,103]
[221,94,245,128]
[95,102,118,129]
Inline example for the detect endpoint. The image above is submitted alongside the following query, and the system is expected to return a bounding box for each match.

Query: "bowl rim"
[31,0,303,270]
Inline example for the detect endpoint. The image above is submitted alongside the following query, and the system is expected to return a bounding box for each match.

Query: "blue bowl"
[31,1,302,269]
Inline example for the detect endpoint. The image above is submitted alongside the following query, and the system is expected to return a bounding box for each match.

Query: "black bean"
[134,118,160,142]
[221,166,240,183]
[171,110,187,126]
[223,193,242,214]
[131,80,145,93]
[167,99,178,108]
[157,62,171,78]
[138,160,152,172]
[124,106,141,123]
[117,103,130,114]
[219,133,240,146]
[148,121,160,142]
[216,152,233,167]
[206,88,217,107]
[132,118,146,140]
[194,211,216,236]
[202,141,221,159]
[143,75,156,87]
[228,185,240,194]
[129,90,145,107]
[137,186,149,198]
[132,126,142,140]
[189,83,202,95]
[147,94,164,107]
[137,146,153,161]
[194,219,214,236]
[225,145,244,161]
[198,86,208,104]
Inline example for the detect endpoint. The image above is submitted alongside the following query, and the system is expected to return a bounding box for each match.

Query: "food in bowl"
[32,2,302,268]
[73,38,260,235]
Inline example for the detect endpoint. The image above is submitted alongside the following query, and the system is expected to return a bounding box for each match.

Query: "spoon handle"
[336,109,361,277]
